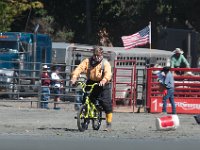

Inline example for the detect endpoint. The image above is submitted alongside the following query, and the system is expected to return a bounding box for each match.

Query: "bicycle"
[75,81,105,132]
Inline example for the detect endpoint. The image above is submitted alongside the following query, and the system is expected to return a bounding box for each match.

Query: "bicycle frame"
[76,81,104,131]
[77,82,98,119]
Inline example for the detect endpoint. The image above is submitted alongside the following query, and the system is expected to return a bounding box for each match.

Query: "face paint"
[93,54,103,62]
[175,53,181,58]
[90,46,104,66]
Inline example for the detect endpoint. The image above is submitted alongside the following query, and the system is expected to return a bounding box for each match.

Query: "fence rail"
[0,60,77,108]
[146,67,200,114]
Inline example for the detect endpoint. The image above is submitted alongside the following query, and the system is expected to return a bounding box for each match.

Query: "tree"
[0,0,43,32]
[4,0,200,48]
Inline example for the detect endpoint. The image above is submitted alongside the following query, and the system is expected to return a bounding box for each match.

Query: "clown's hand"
[70,78,77,86]
[99,79,106,86]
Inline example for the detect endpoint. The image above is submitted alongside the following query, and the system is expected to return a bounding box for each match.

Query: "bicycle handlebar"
[77,81,98,93]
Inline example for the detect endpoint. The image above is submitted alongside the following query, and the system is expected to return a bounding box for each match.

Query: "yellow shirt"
[71,58,112,82]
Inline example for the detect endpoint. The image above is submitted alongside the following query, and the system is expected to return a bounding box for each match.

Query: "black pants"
[83,80,112,114]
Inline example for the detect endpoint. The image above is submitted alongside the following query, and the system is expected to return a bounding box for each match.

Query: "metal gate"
[112,60,137,112]
[146,67,200,114]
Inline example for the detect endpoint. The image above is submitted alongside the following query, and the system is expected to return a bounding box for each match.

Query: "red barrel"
[155,115,180,130]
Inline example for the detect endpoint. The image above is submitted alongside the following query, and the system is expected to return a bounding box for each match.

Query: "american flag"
[121,25,150,50]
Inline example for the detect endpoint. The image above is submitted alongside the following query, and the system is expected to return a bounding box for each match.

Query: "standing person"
[51,66,63,110]
[70,46,113,131]
[157,66,176,114]
[41,65,50,109]
[170,48,190,75]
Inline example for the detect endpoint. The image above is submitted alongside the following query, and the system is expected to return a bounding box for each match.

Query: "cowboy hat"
[152,64,162,74]
[42,65,49,69]
[173,48,184,54]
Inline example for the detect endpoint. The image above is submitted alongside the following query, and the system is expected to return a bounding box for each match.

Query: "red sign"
[150,97,200,114]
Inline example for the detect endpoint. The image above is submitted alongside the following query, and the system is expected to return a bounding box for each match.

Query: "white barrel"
[155,115,180,130]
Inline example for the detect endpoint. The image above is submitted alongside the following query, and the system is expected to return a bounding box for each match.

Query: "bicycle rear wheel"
[77,105,89,132]
[92,109,102,130]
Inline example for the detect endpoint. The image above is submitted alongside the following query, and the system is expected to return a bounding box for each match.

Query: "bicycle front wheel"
[92,109,102,130]
[77,105,89,132]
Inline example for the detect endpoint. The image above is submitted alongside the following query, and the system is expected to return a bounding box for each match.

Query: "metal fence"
[0,60,77,108]
[146,67,200,114]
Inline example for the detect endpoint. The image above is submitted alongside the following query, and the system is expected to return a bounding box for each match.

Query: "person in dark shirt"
[41,65,50,109]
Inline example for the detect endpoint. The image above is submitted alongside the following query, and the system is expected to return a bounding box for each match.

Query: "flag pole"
[149,21,151,50]
[149,21,152,65]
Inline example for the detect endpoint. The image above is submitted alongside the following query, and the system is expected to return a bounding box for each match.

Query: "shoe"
[160,112,167,115]
[53,107,61,110]
[104,123,112,132]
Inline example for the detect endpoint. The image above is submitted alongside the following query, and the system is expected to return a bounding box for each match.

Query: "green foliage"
[54,28,74,42]
[0,1,14,31]
[30,15,54,34]
[1,0,200,47]
[0,0,43,32]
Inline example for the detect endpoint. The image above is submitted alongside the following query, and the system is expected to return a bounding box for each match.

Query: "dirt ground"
[0,100,200,141]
